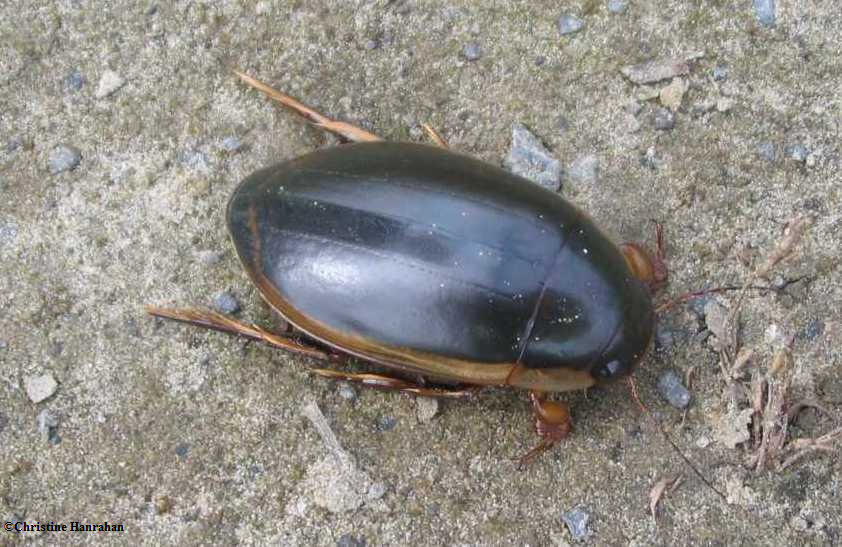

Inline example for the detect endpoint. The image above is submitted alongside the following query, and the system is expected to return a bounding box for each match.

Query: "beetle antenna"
[626,376,727,501]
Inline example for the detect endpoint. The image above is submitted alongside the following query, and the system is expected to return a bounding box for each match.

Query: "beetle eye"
[595,359,624,379]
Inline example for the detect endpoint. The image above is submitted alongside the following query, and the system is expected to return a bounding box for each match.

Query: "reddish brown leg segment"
[517,390,572,469]
[234,70,382,143]
[147,307,332,361]
[421,123,449,148]
[619,222,668,294]
[310,369,479,399]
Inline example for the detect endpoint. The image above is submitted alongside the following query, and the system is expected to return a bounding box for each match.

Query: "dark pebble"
[655,323,677,351]
[785,143,808,162]
[37,410,61,445]
[561,507,590,540]
[462,42,482,61]
[65,70,85,91]
[653,108,675,130]
[175,442,190,459]
[756,142,777,162]
[213,291,241,314]
[337,535,366,547]
[687,295,711,321]
[803,320,824,340]
[377,415,397,432]
[657,371,691,408]
[0,411,7,434]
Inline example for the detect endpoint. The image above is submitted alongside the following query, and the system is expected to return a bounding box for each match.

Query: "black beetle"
[150,72,666,465]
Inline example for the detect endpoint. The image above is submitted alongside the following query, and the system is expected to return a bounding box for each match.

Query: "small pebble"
[0,412,8,434]
[657,370,691,408]
[65,70,85,91]
[503,123,562,191]
[688,295,711,321]
[568,154,599,184]
[24,374,58,403]
[562,507,591,540]
[620,58,689,85]
[94,70,126,99]
[221,136,242,152]
[195,250,224,266]
[364,38,380,50]
[659,78,687,111]
[653,108,675,130]
[337,383,357,401]
[337,535,367,547]
[462,42,482,61]
[213,291,241,314]
[416,397,439,423]
[175,442,190,459]
[0,339,7,350]
[366,482,386,500]
[753,0,776,27]
[696,435,712,448]
[716,97,735,112]
[155,496,174,515]
[37,409,60,444]
[179,148,210,172]
[557,15,584,35]
[377,415,397,432]
[703,300,729,342]
[0,223,17,244]
[607,0,628,14]
[713,64,728,81]
[625,101,643,115]
[756,142,777,162]
[803,319,824,340]
[640,146,659,170]
[49,145,82,174]
[654,323,676,351]
[785,143,808,163]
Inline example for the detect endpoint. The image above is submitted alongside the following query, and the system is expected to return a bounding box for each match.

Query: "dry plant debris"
[712,217,838,470]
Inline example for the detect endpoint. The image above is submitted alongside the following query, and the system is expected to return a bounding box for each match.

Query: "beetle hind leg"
[234,70,383,143]
[421,123,449,148]
[516,391,572,469]
[147,306,335,361]
[310,368,478,399]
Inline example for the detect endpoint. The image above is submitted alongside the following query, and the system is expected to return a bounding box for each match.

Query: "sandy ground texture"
[2,1,840,545]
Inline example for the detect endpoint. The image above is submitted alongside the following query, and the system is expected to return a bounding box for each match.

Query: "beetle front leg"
[310,368,479,399]
[234,70,382,143]
[620,222,668,294]
[517,390,572,469]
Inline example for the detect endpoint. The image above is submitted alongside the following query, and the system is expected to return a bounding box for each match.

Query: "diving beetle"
[149,71,666,465]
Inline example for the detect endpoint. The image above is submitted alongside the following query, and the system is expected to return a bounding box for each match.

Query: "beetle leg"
[233,70,383,143]
[421,123,449,148]
[310,368,479,399]
[147,306,332,361]
[620,223,669,295]
[516,390,572,469]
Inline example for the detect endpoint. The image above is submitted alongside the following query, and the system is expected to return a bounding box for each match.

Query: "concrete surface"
[1,1,840,545]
